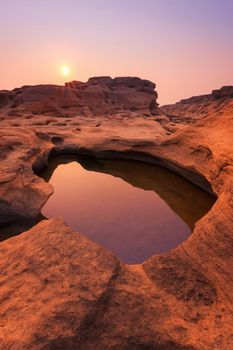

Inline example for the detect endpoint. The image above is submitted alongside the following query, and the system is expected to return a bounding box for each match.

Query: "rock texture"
[0,78,232,349]
[2,76,158,117]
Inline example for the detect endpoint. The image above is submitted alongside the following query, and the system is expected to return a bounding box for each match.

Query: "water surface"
[41,156,216,263]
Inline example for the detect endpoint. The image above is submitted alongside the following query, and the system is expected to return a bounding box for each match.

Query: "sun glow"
[60,65,71,77]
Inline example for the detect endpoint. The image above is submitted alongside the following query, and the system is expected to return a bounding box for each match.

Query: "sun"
[60,65,71,77]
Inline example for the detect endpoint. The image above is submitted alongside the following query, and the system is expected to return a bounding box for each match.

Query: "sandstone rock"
[5,76,159,117]
[0,218,120,349]
[212,86,233,99]
[0,90,12,107]
[0,80,232,349]
[161,86,233,122]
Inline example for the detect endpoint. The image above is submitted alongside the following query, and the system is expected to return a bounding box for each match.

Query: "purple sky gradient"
[0,0,232,104]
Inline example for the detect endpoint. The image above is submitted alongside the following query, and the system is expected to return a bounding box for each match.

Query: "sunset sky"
[0,0,232,104]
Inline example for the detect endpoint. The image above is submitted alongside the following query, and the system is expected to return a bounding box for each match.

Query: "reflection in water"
[41,155,216,263]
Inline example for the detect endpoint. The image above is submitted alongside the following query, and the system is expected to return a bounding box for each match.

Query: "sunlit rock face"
[0,80,232,349]
[3,76,159,116]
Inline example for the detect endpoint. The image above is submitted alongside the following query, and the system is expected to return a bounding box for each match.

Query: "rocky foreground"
[0,77,232,349]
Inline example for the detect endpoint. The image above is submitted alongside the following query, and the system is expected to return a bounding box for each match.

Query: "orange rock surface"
[0,78,232,349]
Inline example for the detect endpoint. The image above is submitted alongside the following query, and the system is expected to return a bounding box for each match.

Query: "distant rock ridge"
[0,76,159,117]
[161,85,233,119]
[212,85,233,99]
[174,86,233,105]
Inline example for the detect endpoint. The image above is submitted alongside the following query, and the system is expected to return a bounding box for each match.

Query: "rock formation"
[0,78,232,349]
[2,76,158,117]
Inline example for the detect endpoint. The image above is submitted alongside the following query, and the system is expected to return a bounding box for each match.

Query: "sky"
[0,0,232,104]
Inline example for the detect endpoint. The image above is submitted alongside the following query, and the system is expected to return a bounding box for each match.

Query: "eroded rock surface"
[2,76,158,117]
[0,79,232,349]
